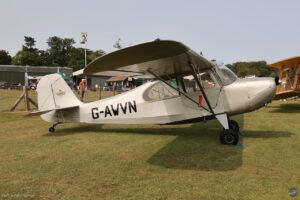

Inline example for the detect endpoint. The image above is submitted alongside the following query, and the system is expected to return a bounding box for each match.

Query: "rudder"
[37,73,81,112]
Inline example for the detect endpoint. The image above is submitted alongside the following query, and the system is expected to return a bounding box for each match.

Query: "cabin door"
[180,70,222,110]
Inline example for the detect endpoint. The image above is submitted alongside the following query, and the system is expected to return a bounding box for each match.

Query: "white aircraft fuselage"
[40,75,276,126]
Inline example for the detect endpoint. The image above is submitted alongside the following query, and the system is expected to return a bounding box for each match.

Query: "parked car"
[0,82,9,89]
[10,83,22,90]
[102,86,111,91]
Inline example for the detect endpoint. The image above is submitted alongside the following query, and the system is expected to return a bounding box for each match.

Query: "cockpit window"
[215,65,237,85]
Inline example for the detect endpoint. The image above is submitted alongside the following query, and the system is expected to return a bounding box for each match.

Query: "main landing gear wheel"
[229,120,240,133]
[220,129,239,145]
[216,114,241,145]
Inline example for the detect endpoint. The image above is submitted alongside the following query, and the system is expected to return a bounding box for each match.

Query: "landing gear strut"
[220,119,240,145]
[48,123,59,133]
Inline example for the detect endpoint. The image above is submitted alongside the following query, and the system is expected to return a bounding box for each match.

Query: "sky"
[1,0,300,64]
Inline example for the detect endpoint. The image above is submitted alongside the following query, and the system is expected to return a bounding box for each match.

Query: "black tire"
[220,129,239,145]
[49,127,55,133]
[229,120,240,132]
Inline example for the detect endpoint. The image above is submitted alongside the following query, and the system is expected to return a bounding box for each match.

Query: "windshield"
[215,64,237,85]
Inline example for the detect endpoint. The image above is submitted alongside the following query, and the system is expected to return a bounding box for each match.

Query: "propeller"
[275,76,280,86]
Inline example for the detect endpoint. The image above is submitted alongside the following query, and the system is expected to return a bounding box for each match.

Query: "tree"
[8,35,106,68]
[11,36,42,66]
[67,48,106,71]
[46,36,75,67]
[22,36,38,52]
[12,50,42,66]
[67,48,86,71]
[38,50,51,66]
[227,61,275,77]
[0,50,12,64]
[88,50,106,62]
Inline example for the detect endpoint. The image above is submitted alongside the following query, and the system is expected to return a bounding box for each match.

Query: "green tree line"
[0,36,107,71]
[226,61,275,77]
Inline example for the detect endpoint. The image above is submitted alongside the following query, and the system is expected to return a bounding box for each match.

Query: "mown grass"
[0,89,300,200]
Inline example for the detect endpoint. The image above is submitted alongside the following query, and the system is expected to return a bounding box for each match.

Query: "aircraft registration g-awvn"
[34,40,277,145]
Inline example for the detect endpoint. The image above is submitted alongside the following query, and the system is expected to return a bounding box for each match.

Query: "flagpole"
[80,32,88,101]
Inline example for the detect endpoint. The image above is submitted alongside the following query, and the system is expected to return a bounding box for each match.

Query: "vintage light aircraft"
[269,56,300,100]
[33,40,277,145]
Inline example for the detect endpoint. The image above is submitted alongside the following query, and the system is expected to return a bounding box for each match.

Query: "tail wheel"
[49,127,55,133]
[48,122,60,133]
[220,129,239,145]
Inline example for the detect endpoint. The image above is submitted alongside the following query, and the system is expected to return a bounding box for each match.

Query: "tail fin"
[37,73,81,112]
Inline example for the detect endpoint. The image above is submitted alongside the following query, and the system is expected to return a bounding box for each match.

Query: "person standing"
[79,79,86,101]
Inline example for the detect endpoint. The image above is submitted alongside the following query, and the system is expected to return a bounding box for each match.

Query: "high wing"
[92,70,142,77]
[83,40,214,77]
[269,56,300,69]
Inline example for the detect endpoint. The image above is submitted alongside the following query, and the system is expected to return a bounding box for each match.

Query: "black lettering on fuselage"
[104,105,112,117]
[128,101,137,113]
[120,102,127,114]
[91,107,99,119]
[91,100,137,120]
[111,104,119,116]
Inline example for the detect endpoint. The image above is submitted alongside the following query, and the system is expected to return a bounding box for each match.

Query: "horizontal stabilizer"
[26,105,79,117]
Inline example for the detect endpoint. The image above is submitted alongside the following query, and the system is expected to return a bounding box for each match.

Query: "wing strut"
[188,60,216,116]
[147,69,210,112]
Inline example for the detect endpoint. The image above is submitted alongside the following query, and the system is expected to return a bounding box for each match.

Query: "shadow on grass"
[45,124,217,137]
[145,117,241,171]
[242,130,292,138]
[270,103,300,113]
[146,115,290,171]
[44,118,231,137]
[147,129,291,171]
[44,124,104,137]
[43,115,291,171]
[45,115,244,136]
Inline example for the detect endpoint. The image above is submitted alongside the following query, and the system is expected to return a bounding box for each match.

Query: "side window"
[183,77,196,92]
[200,72,216,89]
[183,71,216,92]
[143,81,179,101]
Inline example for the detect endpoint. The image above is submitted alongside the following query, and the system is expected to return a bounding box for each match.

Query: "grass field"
[0,89,300,200]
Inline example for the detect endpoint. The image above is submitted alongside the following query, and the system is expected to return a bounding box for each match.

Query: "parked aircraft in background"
[32,40,277,145]
[269,56,300,100]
